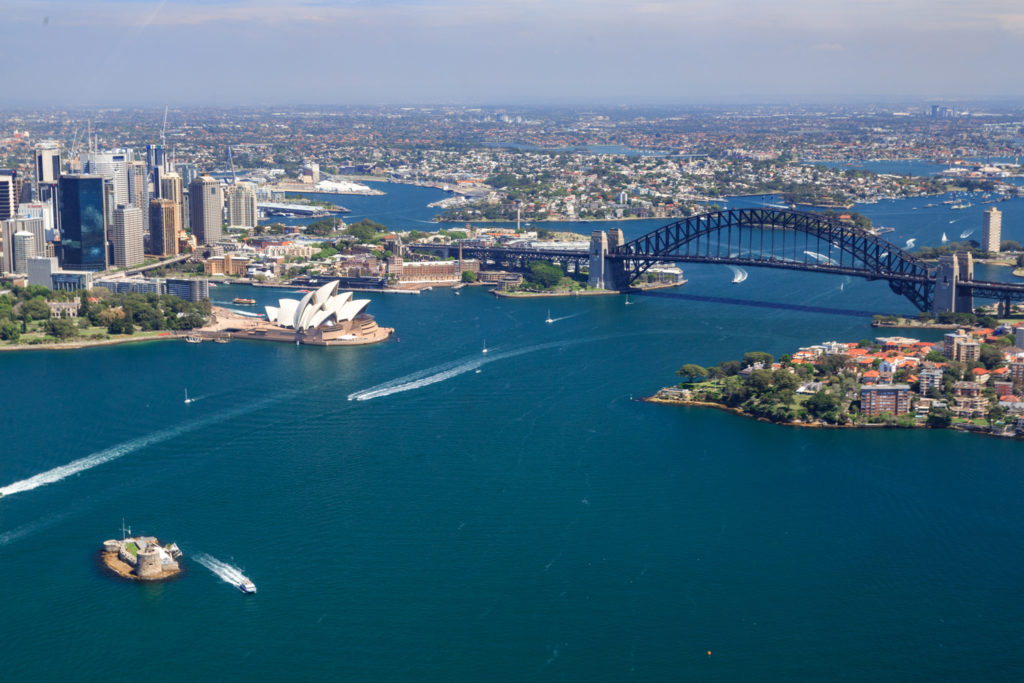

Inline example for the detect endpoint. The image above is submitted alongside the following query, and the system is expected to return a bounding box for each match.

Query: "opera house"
[225,281,392,345]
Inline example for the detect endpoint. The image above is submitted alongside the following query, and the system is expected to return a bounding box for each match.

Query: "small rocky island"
[101,534,183,582]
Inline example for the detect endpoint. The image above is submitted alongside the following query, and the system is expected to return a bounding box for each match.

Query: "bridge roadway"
[411,208,1024,312]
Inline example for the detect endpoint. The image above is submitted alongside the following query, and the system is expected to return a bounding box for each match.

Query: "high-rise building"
[188,175,223,245]
[2,217,44,274]
[34,141,62,187]
[983,207,1002,253]
[149,198,179,257]
[109,204,144,268]
[127,160,149,234]
[13,231,36,273]
[160,172,185,239]
[146,144,166,196]
[226,183,257,228]
[176,163,199,188]
[58,174,108,271]
[79,149,133,207]
[860,384,911,416]
[0,170,16,221]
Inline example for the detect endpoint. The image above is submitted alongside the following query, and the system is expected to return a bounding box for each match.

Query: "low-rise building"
[952,381,988,418]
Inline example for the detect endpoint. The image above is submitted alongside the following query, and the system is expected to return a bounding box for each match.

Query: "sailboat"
[482,340,488,354]
[184,389,193,405]
[624,294,633,305]
[941,232,948,243]
[545,309,554,324]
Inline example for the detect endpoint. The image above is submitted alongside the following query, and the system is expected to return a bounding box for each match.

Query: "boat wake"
[348,340,573,402]
[905,238,916,249]
[803,250,838,266]
[727,265,748,283]
[548,313,581,323]
[194,552,249,587]
[960,229,974,239]
[0,395,279,498]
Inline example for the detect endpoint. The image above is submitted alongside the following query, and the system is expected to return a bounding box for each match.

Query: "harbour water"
[2,187,1023,680]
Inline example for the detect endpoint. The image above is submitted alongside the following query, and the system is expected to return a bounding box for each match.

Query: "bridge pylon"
[588,229,628,290]
[932,252,974,315]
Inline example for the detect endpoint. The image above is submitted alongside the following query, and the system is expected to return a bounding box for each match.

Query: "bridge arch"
[611,208,933,310]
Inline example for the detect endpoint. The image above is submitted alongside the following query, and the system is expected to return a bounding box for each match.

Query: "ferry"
[237,578,257,594]
[232,297,257,305]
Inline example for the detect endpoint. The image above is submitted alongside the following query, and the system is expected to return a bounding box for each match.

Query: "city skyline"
[4,0,1024,106]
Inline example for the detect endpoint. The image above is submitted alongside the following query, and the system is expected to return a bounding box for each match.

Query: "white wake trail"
[348,340,573,402]
[803,250,838,265]
[0,395,279,498]
[194,553,248,586]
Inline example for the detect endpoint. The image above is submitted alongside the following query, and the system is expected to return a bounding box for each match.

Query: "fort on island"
[199,281,393,346]
[101,533,183,582]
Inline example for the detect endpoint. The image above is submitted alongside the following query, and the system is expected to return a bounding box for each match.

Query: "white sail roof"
[262,284,371,330]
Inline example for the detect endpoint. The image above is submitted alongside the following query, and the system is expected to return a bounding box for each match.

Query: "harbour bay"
[2,188,1024,680]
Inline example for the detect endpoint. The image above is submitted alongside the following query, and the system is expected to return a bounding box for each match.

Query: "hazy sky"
[4,0,1024,106]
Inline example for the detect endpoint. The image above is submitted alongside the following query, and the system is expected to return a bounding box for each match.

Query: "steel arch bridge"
[607,207,934,310]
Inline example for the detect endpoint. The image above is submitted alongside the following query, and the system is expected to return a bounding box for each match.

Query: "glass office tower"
[59,175,108,271]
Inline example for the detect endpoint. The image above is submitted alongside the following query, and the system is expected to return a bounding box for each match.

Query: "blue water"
[3,188,1024,680]
[806,160,951,177]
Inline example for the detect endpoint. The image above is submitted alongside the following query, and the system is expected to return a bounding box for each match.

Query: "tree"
[741,351,773,368]
[926,407,953,429]
[746,368,774,393]
[46,318,78,340]
[979,344,1003,370]
[676,364,708,382]
[461,270,478,283]
[718,360,742,376]
[526,261,564,289]
[21,296,50,321]
[0,320,20,341]
[772,370,800,391]
[806,390,839,418]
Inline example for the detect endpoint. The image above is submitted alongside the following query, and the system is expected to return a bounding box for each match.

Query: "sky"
[3,0,1024,106]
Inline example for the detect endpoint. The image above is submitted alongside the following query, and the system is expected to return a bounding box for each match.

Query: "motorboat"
[237,578,257,594]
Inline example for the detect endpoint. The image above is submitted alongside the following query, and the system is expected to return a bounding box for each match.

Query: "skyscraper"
[0,170,16,221]
[160,172,185,239]
[149,198,179,257]
[226,183,257,228]
[13,231,36,274]
[127,160,149,234]
[79,149,133,206]
[188,175,223,245]
[59,174,108,271]
[983,207,1002,254]
[110,204,144,268]
[34,141,61,186]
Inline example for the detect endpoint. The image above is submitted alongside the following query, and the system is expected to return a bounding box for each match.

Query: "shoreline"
[98,550,184,583]
[0,332,183,353]
[643,395,1018,438]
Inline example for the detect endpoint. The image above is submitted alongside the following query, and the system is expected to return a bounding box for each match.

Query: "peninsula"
[648,327,1024,438]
